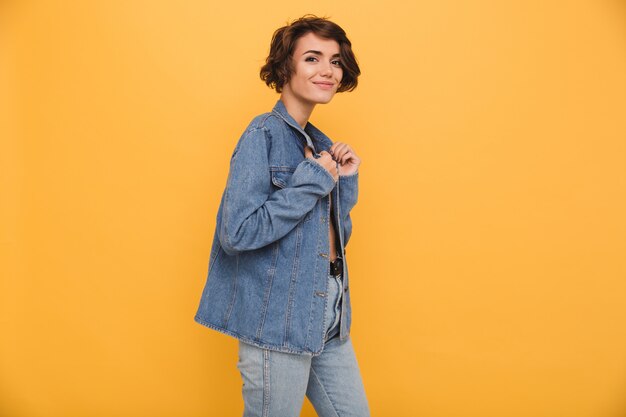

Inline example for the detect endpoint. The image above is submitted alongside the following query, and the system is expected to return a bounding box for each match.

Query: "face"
[283,32,344,106]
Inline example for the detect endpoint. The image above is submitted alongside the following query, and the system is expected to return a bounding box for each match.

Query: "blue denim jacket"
[194,99,359,356]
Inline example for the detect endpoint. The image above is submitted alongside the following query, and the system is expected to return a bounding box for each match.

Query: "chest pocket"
[270,167,314,222]
[270,169,294,189]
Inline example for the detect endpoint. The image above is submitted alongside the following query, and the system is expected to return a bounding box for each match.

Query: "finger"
[333,143,350,162]
[304,146,313,158]
[341,150,358,164]
[340,151,354,165]
[318,150,333,161]
[330,142,344,153]
[315,152,338,179]
[330,142,349,160]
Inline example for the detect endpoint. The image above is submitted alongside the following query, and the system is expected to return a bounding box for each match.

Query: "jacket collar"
[271,99,333,153]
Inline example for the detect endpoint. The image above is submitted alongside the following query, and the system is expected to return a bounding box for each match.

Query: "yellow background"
[2,1,626,416]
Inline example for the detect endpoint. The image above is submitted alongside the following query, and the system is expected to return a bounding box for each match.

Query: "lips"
[313,81,335,90]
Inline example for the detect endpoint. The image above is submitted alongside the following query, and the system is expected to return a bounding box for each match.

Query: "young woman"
[195,15,370,417]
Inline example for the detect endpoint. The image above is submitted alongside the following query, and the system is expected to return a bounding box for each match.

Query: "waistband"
[329,257,343,278]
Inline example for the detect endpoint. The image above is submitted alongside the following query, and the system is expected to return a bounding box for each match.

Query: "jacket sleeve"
[338,171,359,247]
[219,126,336,255]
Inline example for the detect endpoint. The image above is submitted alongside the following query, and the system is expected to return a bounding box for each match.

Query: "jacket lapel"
[271,99,334,153]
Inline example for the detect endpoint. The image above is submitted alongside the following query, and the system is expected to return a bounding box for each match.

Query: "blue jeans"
[236,274,370,417]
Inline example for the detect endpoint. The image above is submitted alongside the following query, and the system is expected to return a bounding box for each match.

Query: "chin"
[311,94,336,105]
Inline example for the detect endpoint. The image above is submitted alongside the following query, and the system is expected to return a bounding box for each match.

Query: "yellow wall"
[2,1,625,416]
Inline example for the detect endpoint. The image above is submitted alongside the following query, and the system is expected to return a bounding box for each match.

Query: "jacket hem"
[194,315,324,357]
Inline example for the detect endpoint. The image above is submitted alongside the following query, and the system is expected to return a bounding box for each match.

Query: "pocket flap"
[271,170,293,189]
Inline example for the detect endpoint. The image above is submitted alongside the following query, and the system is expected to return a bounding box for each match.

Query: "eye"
[305,56,318,62]
[331,59,342,67]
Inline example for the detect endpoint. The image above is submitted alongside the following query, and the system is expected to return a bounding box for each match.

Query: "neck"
[279,91,315,129]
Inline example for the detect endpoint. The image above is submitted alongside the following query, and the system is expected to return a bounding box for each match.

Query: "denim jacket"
[194,99,359,356]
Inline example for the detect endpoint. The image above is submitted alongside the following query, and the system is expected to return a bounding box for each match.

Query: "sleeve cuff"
[292,158,336,195]
[339,169,359,178]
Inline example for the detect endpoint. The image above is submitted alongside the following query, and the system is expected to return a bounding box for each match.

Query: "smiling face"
[281,32,344,107]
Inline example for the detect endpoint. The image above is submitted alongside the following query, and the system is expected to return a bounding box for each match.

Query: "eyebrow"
[302,50,341,58]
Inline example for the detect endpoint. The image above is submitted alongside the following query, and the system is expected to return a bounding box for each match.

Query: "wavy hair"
[260,15,361,93]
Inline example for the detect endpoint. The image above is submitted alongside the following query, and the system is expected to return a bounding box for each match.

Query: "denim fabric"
[323,274,343,342]
[194,99,359,356]
[236,275,369,417]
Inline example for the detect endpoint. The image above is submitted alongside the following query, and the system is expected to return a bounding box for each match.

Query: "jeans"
[236,274,370,417]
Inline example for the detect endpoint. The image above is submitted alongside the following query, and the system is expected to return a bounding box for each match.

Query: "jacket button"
[319,253,328,258]
[344,286,348,292]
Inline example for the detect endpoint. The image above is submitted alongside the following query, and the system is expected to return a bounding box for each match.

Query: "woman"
[195,15,370,417]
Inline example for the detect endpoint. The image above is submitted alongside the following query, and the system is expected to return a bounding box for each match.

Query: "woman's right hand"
[304,146,338,182]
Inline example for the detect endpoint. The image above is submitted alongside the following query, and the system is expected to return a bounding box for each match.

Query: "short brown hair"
[260,15,361,93]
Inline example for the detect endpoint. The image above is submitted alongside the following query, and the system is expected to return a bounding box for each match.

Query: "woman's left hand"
[329,142,360,176]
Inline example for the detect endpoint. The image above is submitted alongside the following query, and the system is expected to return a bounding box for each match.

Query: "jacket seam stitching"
[223,255,239,327]
[256,242,279,340]
[283,221,303,346]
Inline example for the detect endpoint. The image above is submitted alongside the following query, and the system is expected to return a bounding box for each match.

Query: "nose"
[320,62,333,77]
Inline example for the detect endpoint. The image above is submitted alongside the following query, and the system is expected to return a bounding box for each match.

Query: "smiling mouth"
[313,82,335,89]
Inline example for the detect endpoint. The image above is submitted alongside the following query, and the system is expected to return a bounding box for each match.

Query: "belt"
[329,258,343,277]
